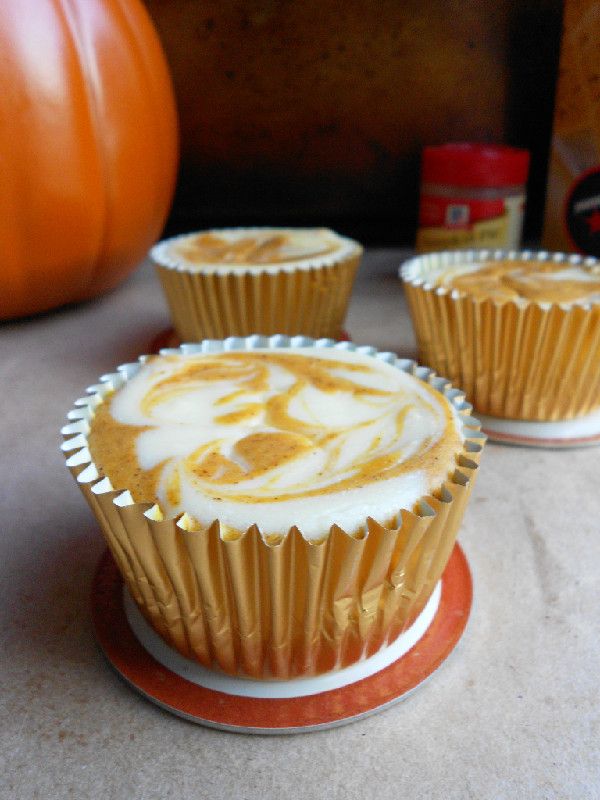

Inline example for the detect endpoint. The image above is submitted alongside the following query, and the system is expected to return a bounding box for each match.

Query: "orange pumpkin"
[0,0,178,320]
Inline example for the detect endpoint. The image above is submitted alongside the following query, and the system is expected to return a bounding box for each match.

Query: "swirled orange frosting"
[167,228,350,269]
[435,259,600,304]
[87,348,464,539]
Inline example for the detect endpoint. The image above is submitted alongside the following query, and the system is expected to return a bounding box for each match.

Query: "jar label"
[416,195,525,252]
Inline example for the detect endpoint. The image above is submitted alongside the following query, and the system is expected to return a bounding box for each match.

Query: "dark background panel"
[144,0,563,244]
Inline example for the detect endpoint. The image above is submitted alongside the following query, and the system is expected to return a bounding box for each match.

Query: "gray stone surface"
[1,250,599,799]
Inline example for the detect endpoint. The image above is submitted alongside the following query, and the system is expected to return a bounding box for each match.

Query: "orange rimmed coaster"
[478,408,600,449]
[149,327,352,353]
[91,543,473,733]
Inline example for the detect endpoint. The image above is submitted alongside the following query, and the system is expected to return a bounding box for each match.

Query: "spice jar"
[416,143,530,253]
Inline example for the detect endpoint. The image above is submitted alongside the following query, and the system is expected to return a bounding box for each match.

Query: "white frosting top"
[151,228,361,274]
[90,348,464,540]
[406,254,600,306]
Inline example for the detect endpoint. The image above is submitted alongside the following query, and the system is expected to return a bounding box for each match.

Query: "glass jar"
[416,143,530,253]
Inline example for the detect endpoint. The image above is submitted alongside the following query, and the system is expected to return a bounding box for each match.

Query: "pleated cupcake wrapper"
[62,335,484,679]
[153,242,362,341]
[401,250,600,421]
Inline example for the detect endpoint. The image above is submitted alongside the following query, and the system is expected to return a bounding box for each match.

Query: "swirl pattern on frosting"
[154,227,360,273]
[434,259,600,304]
[87,349,464,539]
[173,230,337,266]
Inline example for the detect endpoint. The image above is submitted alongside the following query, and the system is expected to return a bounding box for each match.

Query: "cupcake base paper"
[401,250,600,422]
[90,543,473,731]
[62,336,484,680]
[152,228,363,341]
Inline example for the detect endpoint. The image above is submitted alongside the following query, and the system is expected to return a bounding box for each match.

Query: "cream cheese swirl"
[433,259,600,305]
[152,227,361,274]
[88,349,464,539]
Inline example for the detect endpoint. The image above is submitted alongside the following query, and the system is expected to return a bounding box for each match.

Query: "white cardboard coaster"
[124,583,441,700]
[478,407,600,448]
[91,545,473,733]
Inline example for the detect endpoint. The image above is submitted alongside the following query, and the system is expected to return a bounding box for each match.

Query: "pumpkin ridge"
[114,0,179,233]
[0,0,178,319]
[81,0,178,297]
[58,0,112,294]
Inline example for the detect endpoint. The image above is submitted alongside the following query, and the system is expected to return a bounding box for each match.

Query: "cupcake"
[62,335,484,679]
[151,227,363,341]
[401,249,600,421]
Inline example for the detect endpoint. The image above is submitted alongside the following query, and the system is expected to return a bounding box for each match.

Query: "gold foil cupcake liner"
[152,229,362,341]
[62,335,484,679]
[401,250,600,421]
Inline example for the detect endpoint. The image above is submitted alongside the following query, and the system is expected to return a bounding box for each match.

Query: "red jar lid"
[421,143,530,187]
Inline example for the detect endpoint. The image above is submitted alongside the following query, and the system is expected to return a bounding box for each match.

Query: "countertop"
[1,249,599,799]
